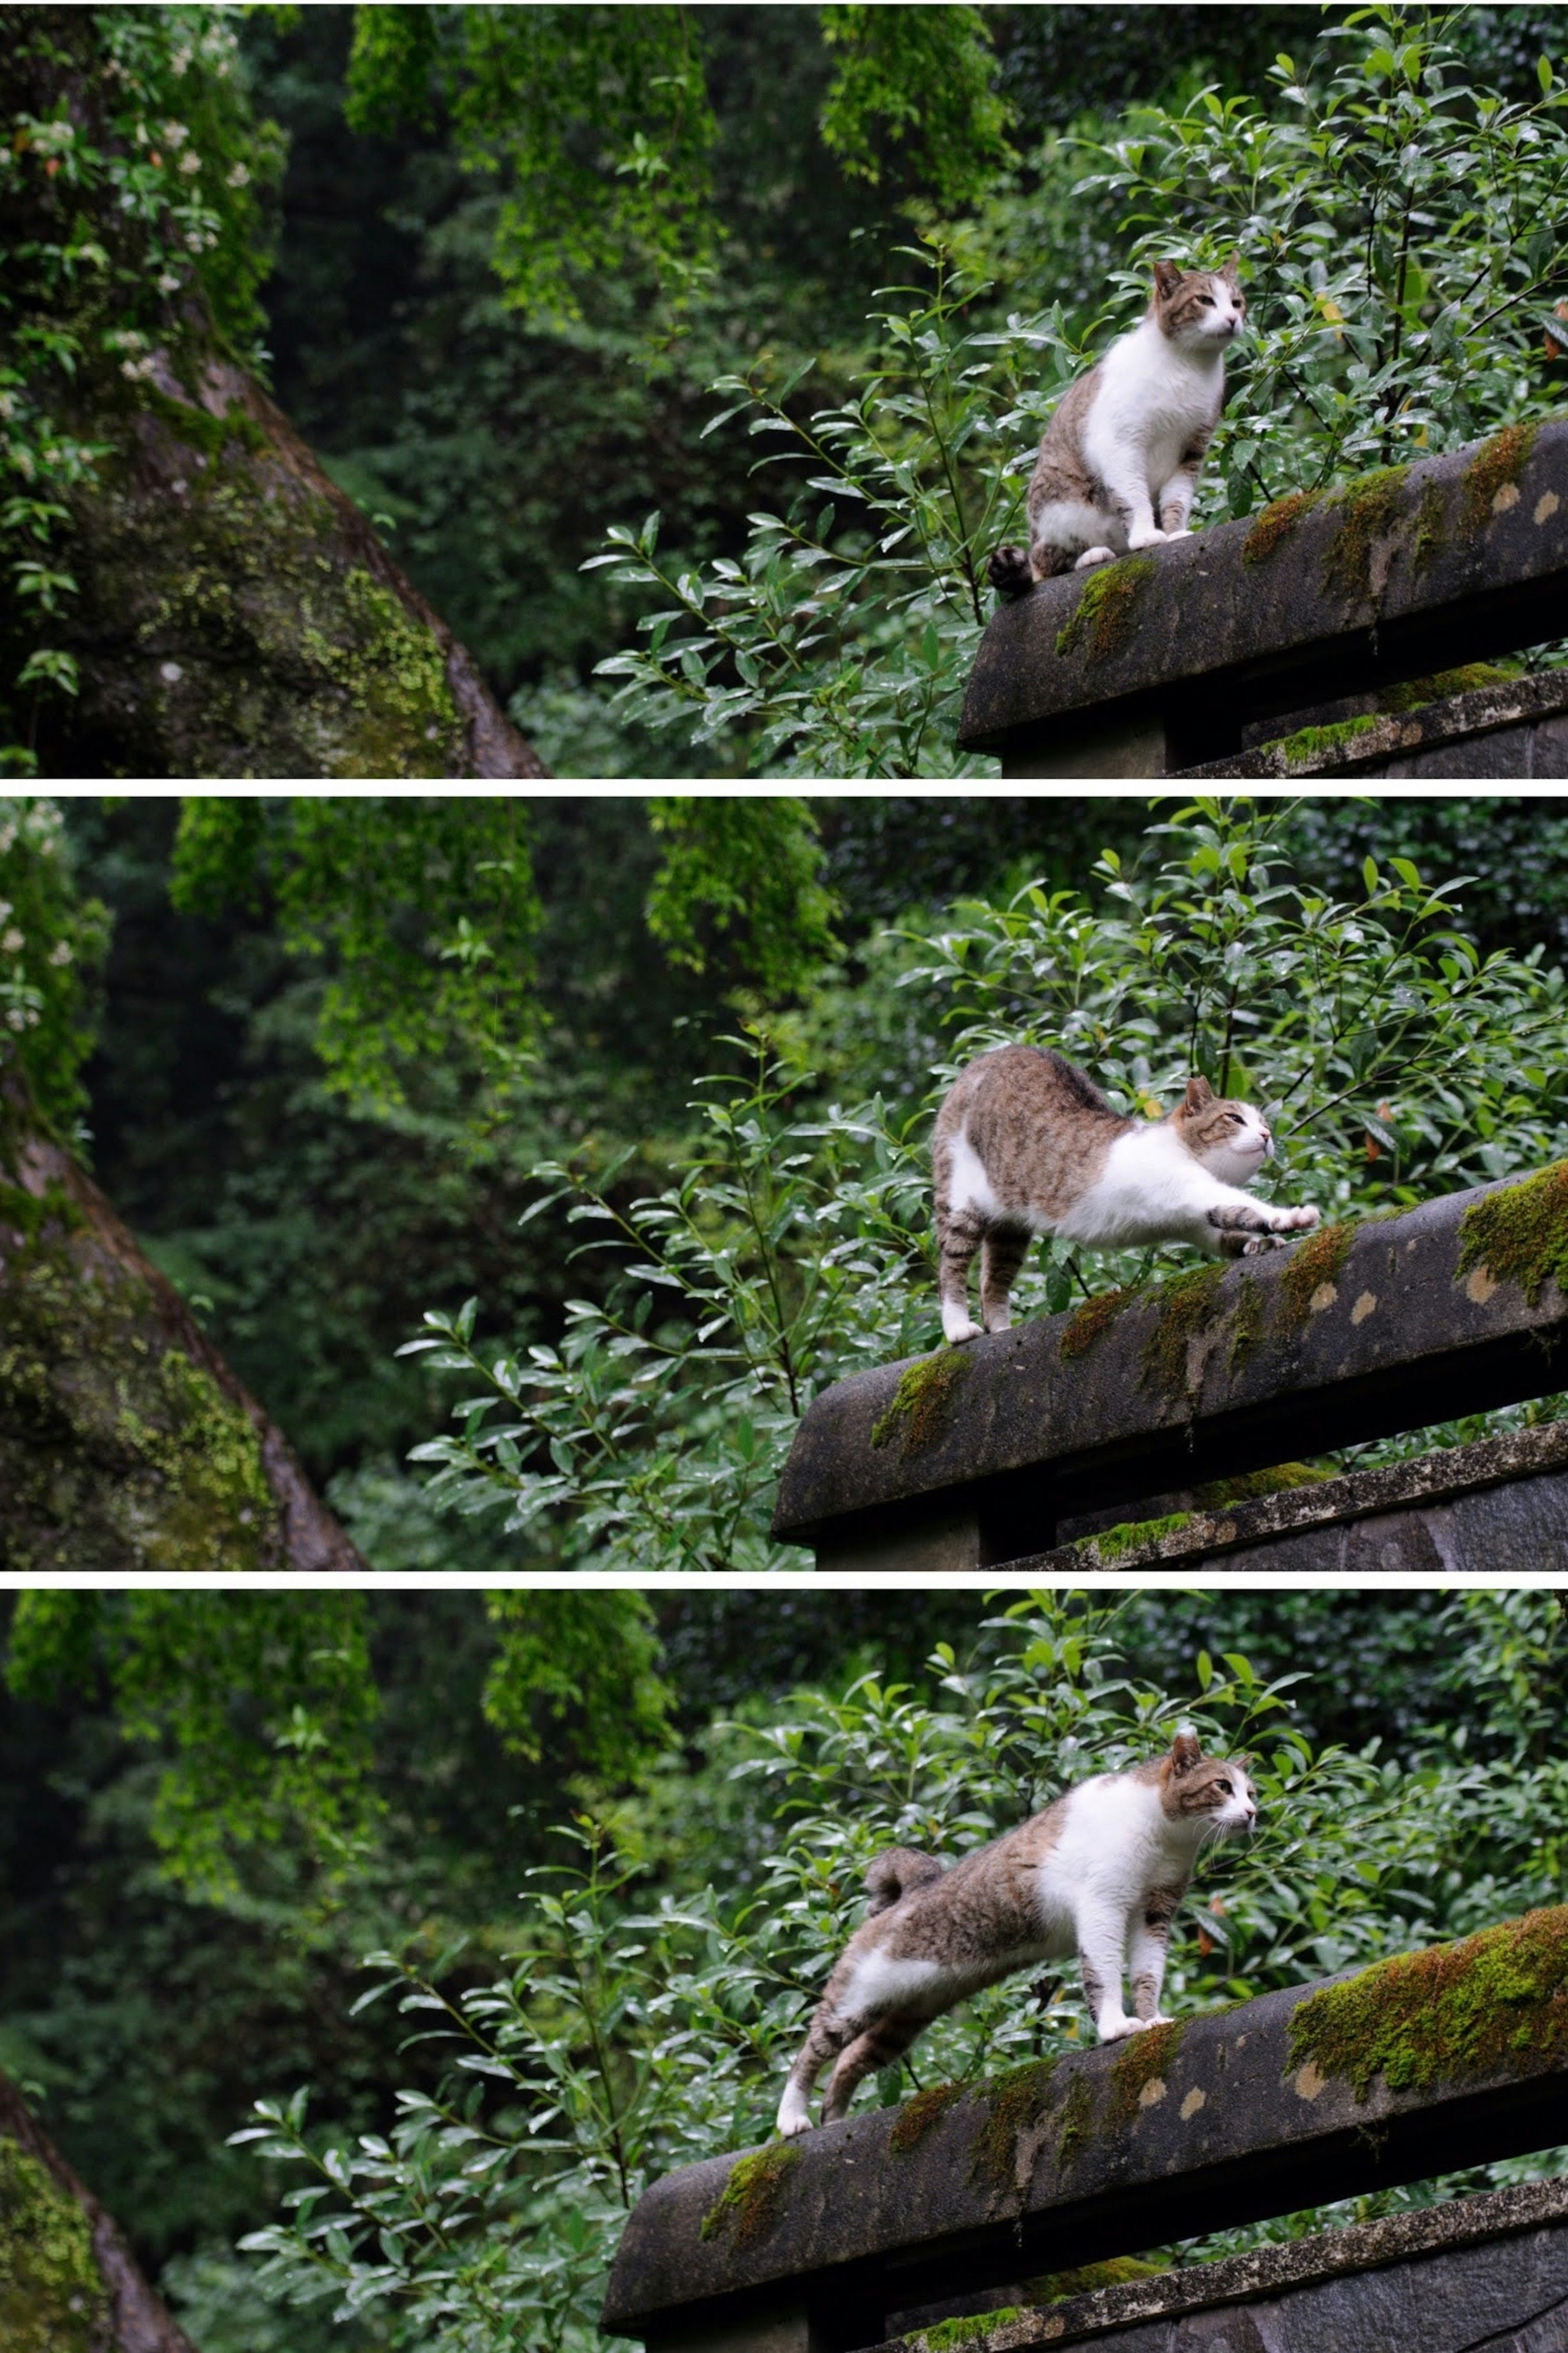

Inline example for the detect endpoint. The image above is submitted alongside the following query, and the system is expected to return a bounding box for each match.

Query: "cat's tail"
[987,543,1036,599]
[865,1848,945,1914]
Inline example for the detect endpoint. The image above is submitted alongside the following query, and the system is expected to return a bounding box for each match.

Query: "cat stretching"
[777,1732,1255,2137]
[990,257,1244,590]
[932,1045,1318,1345]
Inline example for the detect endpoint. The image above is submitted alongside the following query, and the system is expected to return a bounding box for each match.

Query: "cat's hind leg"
[777,2003,852,2137]
[980,1224,1032,1333]
[822,2012,924,2122]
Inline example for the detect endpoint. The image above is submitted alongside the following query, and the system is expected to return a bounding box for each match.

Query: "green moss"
[699,2142,801,2247]
[1276,1221,1356,1334]
[1457,1160,1568,1306]
[1192,1461,1333,1507]
[1321,465,1408,603]
[1463,420,1539,529]
[1059,1286,1130,1361]
[1107,2021,1183,2126]
[871,1347,971,1455]
[1053,2068,1096,2175]
[1026,2257,1169,2303]
[1263,712,1382,768]
[1379,661,1520,711]
[968,2057,1059,2191]
[143,381,269,460]
[1076,1511,1194,1565]
[1412,476,1448,574]
[1054,556,1157,663]
[1242,488,1319,564]
[889,2081,963,2153]
[914,2310,1023,2353]
[0,2135,110,2353]
[1287,1905,1568,2102]
[1140,1264,1227,1395]
[0,1198,282,1570]
[1225,1271,1267,1378]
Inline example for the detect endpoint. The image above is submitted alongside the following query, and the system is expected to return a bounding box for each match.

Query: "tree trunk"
[0,1067,366,1569]
[0,2066,197,2353]
[3,9,549,782]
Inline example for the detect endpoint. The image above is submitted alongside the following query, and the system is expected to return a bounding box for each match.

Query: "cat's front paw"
[1127,526,1168,550]
[777,2097,813,2138]
[1159,521,1192,537]
[1271,1205,1321,1233]
[1097,2015,1145,2043]
[1074,545,1117,570]
[1239,1234,1287,1255]
[942,1311,982,1344]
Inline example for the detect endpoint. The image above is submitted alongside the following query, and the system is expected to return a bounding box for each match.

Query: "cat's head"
[1152,255,1245,349]
[1154,1731,1257,1839]
[1171,1074,1272,1182]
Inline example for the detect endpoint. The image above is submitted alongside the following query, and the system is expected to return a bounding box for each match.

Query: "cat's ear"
[1184,1075,1214,1111]
[1152,259,1184,301]
[1169,1730,1203,1776]
[1218,251,1242,287]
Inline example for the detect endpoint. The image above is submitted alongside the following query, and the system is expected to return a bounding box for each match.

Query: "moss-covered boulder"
[0,1070,363,1570]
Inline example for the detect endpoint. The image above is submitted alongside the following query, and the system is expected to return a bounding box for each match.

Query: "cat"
[932,1045,1318,1345]
[776,1731,1256,2137]
[989,257,1245,592]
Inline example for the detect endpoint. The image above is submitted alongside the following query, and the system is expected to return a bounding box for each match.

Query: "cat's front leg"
[1127,1884,1183,2025]
[1075,1901,1140,2041]
[1205,1196,1321,1249]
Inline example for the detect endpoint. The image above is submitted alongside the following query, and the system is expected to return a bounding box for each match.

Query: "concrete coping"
[601,1907,1568,2345]
[772,1164,1568,1561]
[956,416,1568,757]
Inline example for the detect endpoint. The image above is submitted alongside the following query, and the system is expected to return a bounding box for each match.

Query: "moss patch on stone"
[1321,465,1408,603]
[1287,1905,1568,2103]
[1026,2257,1169,2304]
[1054,557,1157,663]
[889,2080,963,2154]
[1193,1461,1332,1507]
[1264,712,1382,768]
[1053,2068,1097,2175]
[1457,1160,1568,1305]
[1463,420,1539,530]
[1225,1272,1267,1378]
[1060,1286,1130,1361]
[0,2135,110,2353]
[914,2309,1023,2353]
[1380,661,1521,711]
[1140,1264,1227,1395]
[968,2058,1058,2192]
[871,1348,972,1456]
[1242,488,1319,565]
[1412,476,1449,574]
[1106,2021,1183,2126]
[1076,1512,1194,1565]
[1276,1221,1356,1334]
[699,2142,801,2248]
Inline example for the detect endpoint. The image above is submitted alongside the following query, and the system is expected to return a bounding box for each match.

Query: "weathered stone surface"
[601,1912,1568,2348]
[774,1167,1568,1565]
[874,2180,1568,2353]
[957,420,1568,773]
[1021,1422,1568,1573]
[1180,670,1568,779]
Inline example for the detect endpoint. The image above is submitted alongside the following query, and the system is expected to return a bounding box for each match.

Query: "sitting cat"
[777,1732,1256,2137]
[932,1046,1318,1345]
[989,256,1244,590]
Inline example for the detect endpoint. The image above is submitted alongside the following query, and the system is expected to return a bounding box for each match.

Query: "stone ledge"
[773,1166,1568,1565]
[1177,668,1568,778]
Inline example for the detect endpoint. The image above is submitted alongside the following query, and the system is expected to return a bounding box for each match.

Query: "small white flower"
[185,231,203,252]
[48,941,73,967]
[156,272,180,294]
[179,150,201,176]
[6,1009,24,1031]
[227,161,250,188]
[0,395,14,420]
[163,120,188,147]
[2,928,24,954]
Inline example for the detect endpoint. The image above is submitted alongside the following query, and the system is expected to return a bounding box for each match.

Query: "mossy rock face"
[699,2144,800,2248]
[1288,1906,1568,2102]
[0,1182,280,1570]
[914,2309,1023,2353]
[1054,556,1157,662]
[871,1348,972,1455]
[1321,465,1408,603]
[0,2135,111,2353]
[1457,1160,1568,1305]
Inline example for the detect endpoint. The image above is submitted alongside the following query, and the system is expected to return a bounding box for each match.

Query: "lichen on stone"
[1106,2020,1183,2126]
[699,2142,801,2247]
[1242,489,1319,565]
[968,2057,1058,2191]
[1457,1160,1568,1305]
[1320,465,1408,603]
[1276,1221,1356,1334]
[871,1348,971,1455]
[1059,1286,1130,1361]
[1286,1905,1568,2103]
[1462,420,1539,530]
[0,2135,110,2353]
[1054,557,1157,663]
[889,2080,963,2154]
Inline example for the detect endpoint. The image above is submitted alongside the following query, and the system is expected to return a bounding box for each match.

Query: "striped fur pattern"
[777,1734,1256,2137]
[931,1045,1318,1344]
[989,256,1244,591]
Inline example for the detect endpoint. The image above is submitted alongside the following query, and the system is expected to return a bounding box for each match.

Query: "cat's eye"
[1199,294,1214,306]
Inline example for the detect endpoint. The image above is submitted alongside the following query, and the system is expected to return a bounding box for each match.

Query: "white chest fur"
[1082,321,1224,499]
[1033,1775,1175,1941]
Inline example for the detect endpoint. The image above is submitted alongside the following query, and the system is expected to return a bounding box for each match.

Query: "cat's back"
[935,1046,1129,1216]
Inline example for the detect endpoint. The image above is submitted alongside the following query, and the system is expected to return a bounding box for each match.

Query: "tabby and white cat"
[932,1045,1318,1345]
[989,257,1245,590]
[777,1732,1256,2137]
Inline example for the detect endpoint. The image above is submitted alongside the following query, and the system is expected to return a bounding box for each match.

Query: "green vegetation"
[0,2137,109,2353]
